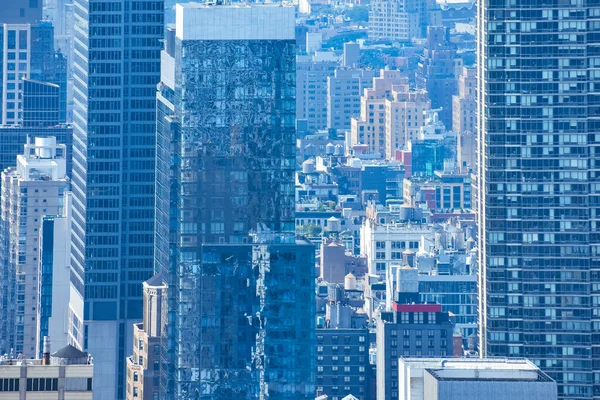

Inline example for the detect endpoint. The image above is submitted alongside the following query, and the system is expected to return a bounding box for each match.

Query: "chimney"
[42,336,51,365]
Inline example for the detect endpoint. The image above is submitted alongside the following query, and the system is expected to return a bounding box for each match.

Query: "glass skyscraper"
[477,1,599,398]
[70,0,163,398]
[155,4,315,399]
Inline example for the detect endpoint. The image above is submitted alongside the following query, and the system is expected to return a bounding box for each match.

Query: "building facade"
[452,67,476,173]
[155,4,315,399]
[327,68,375,132]
[350,71,431,158]
[70,0,163,397]
[376,303,455,400]
[368,0,440,42]
[297,55,338,133]
[0,343,93,400]
[0,137,68,358]
[125,277,165,400]
[477,1,600,398]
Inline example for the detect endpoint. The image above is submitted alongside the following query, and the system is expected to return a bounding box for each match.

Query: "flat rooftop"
[176,2,295,41]
[401,358,554,382]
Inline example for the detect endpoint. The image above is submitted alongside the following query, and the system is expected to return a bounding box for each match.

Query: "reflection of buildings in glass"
[155,4,315,399]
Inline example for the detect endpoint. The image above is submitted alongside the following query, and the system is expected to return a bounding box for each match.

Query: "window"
[0,378,19,391]
[133,372,139,382]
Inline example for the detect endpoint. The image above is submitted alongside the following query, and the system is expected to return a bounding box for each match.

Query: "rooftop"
[401,358,554,382]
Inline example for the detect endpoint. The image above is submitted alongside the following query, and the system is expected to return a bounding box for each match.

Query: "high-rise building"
[70,0,163,397]
[477,2,599,398]
[155,4,315,398]
[0,137,68,357]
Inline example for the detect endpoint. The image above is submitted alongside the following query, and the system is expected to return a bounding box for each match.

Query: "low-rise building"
[398,358,557,400]
[0,342,93,400]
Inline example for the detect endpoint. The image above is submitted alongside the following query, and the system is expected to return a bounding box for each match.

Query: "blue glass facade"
[71,0,163,398]
[155,5,315,398]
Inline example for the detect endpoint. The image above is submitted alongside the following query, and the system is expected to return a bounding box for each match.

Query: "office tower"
[69,0,163,397]
[297,53,338,133]
[0,137,68,357]
[38,193,73,358]
[125,277,166,400]
[368,0,440,42]
[477,2,600,398]
[22,79,60,127]
[0,342,93,399]
[155,4,314,398]
[398,358,557,400]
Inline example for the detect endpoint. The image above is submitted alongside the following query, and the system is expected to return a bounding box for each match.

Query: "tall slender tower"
[478,1,599,398]
[70,0,163,398]
[155,4,315,399]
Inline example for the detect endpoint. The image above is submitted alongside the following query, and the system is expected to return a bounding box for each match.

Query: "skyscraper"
[477,2,598,398]
[155,4,315,398]
[70,0,163,398]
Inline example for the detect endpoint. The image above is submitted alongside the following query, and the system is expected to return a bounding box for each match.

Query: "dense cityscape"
[0,0,594,399]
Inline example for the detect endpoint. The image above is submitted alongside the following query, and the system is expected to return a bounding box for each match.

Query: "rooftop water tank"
[344,273,356,291]
[302,159,316,174]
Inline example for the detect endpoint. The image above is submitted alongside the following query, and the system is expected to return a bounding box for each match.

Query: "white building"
[1,137,68,357]
[398,358,557,400]
[360,204,433,276]
[0,342,93,400]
